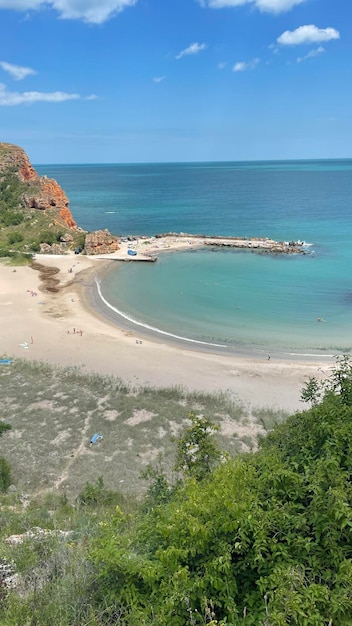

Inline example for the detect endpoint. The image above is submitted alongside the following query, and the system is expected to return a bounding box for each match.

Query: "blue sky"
[0,0,350,163]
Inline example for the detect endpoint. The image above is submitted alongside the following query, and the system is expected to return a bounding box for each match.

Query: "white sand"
[0,243,332,413]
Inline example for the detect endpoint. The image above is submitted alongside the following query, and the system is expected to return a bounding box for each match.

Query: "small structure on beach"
[90,433,103,445]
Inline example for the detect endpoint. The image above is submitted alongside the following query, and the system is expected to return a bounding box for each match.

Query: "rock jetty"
[155,233,307,255]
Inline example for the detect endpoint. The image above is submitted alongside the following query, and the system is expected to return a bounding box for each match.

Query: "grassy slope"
[0,358,288,499]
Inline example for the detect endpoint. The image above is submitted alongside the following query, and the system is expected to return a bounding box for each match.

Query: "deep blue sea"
[36,161,352,356]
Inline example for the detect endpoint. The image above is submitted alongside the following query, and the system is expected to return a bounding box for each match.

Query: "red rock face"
[19,159,37,182]
[23,177,77,229]
[59,206,77,229]
[0,142,77,230]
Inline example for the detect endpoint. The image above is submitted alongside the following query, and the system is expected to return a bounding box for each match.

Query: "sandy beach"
[0,236,332,413]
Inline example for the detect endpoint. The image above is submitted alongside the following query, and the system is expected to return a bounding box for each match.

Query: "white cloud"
[277,25,340,45]
[176,42,207,60]
[217,62,227,69]
[198,0,306,14]
[255,0,305,10]
[233,57,260,72]
[0,61,36,80]
[0,0,137,24]
[153,76,165,83]
[0,83,81,105]
[297,45,325,63]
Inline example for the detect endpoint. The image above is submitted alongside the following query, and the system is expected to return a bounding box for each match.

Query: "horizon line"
[34,156,352,167]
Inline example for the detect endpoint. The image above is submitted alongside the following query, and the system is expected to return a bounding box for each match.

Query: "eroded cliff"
[0,142,76,230]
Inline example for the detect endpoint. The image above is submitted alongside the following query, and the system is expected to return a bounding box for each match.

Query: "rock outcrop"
[84,229,120,255]
[0,142,77,230]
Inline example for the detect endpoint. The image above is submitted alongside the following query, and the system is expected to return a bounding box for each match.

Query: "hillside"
[0,142,85,255]
[1,358,352,624]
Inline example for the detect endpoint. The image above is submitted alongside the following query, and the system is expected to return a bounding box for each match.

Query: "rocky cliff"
[0,142,77,229]
[0,142,122,256]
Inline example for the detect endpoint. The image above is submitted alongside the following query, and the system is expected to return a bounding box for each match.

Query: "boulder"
[85,229,119,255]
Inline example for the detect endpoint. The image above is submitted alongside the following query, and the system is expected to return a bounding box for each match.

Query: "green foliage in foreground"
[90,360,352,625]
[2,358,352,625]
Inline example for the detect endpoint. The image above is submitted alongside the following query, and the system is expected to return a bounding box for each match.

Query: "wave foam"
[95,278,228,348]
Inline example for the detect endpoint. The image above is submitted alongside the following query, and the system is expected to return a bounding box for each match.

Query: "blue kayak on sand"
[0,359,13,364]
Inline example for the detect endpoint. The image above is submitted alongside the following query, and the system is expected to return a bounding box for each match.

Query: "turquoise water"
[37,160,352,355]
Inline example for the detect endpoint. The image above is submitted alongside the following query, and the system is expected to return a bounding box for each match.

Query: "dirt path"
[54,413,93,491]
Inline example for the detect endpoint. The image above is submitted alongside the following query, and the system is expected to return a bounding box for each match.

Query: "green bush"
[0,208,24,226]
[0,421,11,437]
[0,456,11,491]
[8,231,24,245]
[29,241,41,252]
[75,231,87,250]
[0,420,11,492]
[90,358,352,625]
[76,476,124,508]
[39,230,56,245]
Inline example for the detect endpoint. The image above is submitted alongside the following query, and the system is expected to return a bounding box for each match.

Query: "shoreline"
[86,235,334,361]
[88,264,335,362]
[0,241,333,413]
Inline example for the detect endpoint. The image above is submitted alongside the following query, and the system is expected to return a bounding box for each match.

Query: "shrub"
[76,476,124,508]
[39,230,56,245]
[29,241,41,252]
[0,421,11,437]
[8,231,24,245]
[0,456,11,492]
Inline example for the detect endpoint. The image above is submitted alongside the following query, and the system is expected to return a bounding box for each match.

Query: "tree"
[174,412,221,482]
[301,355,352,406]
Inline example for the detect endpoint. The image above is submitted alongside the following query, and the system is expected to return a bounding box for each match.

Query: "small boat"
[128,249,137,256]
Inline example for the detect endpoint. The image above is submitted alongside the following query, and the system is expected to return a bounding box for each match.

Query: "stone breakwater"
[155,233,308,255]
[94,233,309,264]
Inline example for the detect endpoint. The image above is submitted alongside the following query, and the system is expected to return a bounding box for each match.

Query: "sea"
[36,160,352,358]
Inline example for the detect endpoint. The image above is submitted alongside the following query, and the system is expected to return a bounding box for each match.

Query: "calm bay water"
[37,160,352,355]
